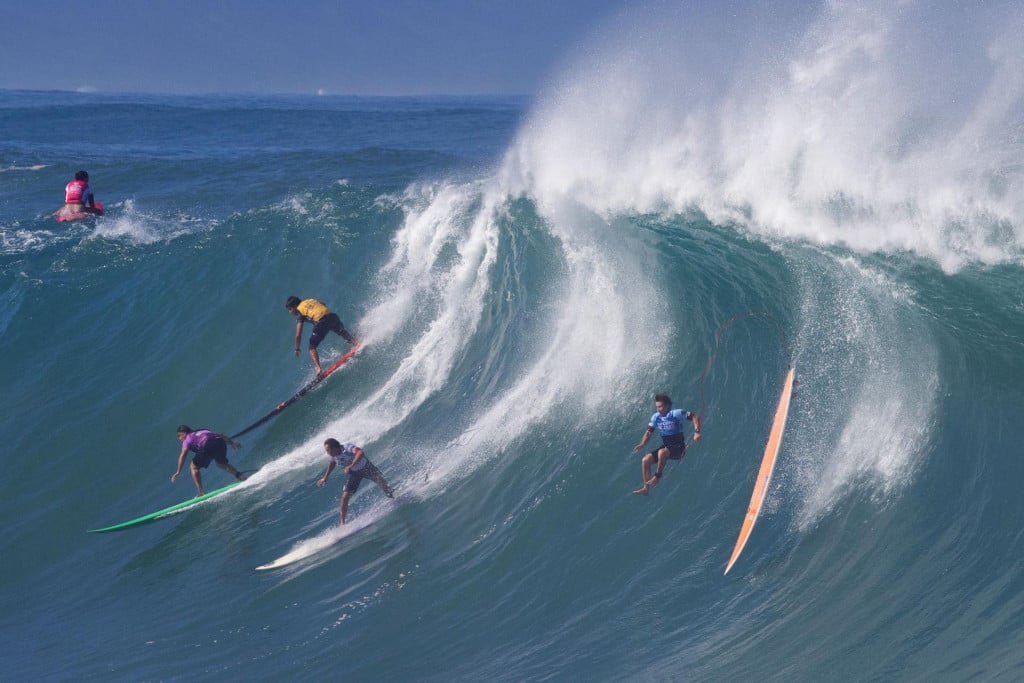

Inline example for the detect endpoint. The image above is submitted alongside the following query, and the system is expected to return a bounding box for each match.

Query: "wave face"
[3,4,1024,681]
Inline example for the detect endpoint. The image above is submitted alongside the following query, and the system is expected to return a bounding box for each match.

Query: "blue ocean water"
[4,5,1024,681]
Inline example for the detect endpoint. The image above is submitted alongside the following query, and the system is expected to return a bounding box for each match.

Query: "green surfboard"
[88,479,247,533]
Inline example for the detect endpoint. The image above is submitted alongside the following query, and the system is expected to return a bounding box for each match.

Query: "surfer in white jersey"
[632,393,701,496]
[317,438,394,525]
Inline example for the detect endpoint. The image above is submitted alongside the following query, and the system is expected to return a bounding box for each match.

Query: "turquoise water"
[4,6,1024,680]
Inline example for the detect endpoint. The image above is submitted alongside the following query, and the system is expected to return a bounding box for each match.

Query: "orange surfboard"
[724,365,795,574]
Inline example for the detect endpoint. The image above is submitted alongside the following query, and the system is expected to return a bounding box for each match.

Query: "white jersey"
[330,442,366,471]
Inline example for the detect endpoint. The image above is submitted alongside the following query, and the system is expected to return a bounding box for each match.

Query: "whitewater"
[2,1,1024,680]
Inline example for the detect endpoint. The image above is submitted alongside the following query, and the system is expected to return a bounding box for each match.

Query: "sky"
[2,0,627,96]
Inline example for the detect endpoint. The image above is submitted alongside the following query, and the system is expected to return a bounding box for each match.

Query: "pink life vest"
[65,179,89,203]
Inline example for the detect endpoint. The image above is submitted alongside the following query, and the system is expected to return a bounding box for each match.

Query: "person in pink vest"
[59,170,102,217]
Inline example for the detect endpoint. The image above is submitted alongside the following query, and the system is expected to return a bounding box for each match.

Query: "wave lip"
[507,0,1024,272]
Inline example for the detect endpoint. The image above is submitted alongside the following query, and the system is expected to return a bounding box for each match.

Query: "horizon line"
[0,86,532,100]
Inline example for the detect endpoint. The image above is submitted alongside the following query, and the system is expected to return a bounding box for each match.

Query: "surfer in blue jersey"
[317,438,394,525]
[632,393,701,496]
[171,425,246,496]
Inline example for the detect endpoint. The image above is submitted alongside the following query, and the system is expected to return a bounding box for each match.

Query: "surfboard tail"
[87,476,251,533]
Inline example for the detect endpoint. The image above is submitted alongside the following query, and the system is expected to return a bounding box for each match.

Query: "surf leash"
[697,311,792,429]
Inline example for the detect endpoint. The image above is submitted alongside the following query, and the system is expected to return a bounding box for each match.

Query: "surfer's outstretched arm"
[317,460,336,487]
[293,319,304,357]
[171,445,189,482]
[633,426,654,453]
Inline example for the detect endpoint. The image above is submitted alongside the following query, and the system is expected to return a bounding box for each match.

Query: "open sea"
[3,3,1024,680]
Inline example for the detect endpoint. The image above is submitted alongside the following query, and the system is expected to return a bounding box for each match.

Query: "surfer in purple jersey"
[316,438,393,525]
[171,425,246,496]
[632,393,701,496]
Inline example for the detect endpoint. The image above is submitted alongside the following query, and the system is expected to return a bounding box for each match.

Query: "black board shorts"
[649,436,686,461]
[309,313,348,349]
[192,438,229,469]
[344,462,385,494]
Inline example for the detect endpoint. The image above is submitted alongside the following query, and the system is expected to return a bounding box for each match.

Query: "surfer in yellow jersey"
[632,393,701,496]
[285,296,357,376]
[317,438,394,525]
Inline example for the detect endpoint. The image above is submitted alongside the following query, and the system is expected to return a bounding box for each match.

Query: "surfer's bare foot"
[235,472,247,482]
[194,490,205,498]
[645,476,661,487]
[633,486,649,496]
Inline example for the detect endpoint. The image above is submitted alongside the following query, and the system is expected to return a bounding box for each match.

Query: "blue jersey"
[649,409,692,438]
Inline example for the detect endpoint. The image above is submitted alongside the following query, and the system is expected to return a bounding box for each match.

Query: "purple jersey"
[182,430,218,452]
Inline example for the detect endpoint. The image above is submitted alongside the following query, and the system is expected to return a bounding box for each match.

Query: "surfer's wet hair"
[75,170,89,181]
[285,296,301,309]
[177,424,193,434]
[654,393,672,406]
[324,438,341,449]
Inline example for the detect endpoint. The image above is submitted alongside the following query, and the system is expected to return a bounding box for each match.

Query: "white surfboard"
[256,526,348,571]
[256,488,411,571]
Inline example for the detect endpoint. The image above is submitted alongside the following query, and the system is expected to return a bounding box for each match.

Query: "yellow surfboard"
[724,366,795,574]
